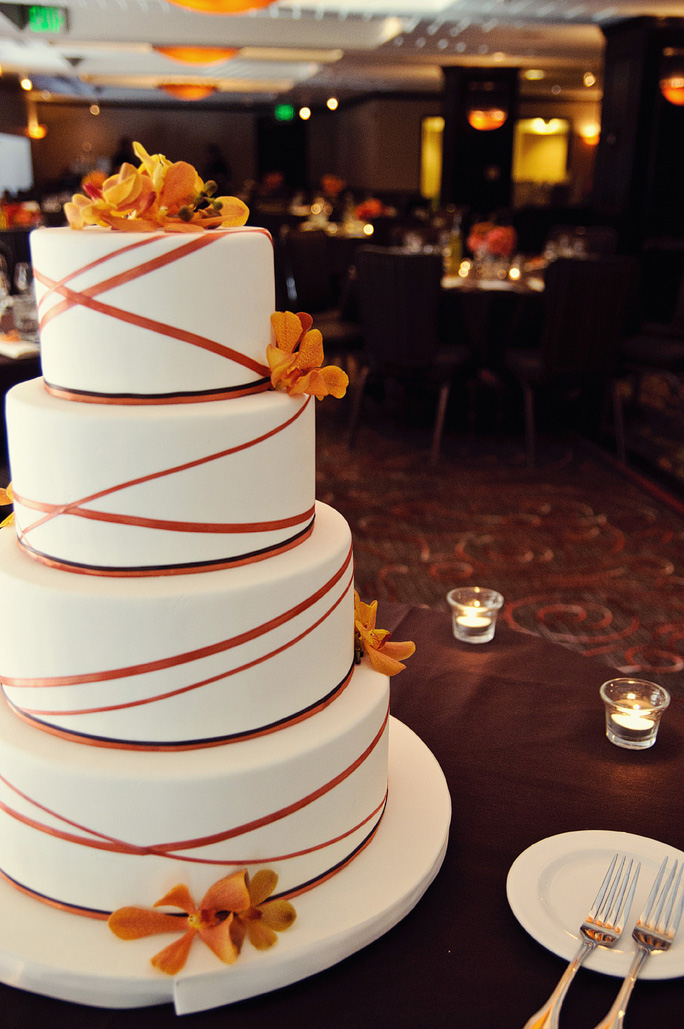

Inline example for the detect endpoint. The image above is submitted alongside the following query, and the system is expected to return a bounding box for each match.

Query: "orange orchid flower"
[267,311,349,400]
[65,141,249,233]
[354,590,415,676]
[0,482,14,528]
[108,869,296,975]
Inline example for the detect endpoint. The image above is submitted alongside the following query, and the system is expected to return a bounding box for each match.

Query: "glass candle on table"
[599,678,670,750]
[446,587,503,644]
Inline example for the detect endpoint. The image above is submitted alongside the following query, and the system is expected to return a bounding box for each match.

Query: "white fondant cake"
[6,380,315,572]
[0,220,391,924]
[30,226,275,400]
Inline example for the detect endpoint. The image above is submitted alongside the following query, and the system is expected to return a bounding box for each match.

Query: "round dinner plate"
[506,829,684,979]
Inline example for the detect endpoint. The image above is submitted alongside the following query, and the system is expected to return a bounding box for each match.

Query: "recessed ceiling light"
[524,69,545,80]
[299,105,311,120]
[20,77,33,91]
[583,72,596,87]
[326,96,338,110]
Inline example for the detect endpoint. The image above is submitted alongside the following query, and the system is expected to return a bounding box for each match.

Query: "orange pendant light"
[156,46,239,64]
[165,0,275,12]
[160,83,218,100]
[660,76,684,105]
[466,108,508,131]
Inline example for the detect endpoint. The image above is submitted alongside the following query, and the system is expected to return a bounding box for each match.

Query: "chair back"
[281,229,336,312]
[355,246,444,372]
[539,255,640,383]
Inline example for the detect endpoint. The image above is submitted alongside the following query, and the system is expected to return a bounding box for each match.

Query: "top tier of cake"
[30,226,275,401]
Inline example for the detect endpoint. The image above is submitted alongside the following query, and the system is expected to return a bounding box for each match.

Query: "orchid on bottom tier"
[108,869,296,975]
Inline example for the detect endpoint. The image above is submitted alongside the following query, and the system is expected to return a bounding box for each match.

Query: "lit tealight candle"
[456,609,492,628]
[611,711,654,732]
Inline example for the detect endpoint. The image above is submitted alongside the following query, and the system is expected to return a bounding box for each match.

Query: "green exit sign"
[274,104,294,123]
[27,5,67,32]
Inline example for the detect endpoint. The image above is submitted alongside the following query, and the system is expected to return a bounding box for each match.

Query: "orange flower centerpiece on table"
[0,483,13,528]
[354,591,415,676]
[466,221,517,258]
[108,869,296,975]
[64,141,249,233]
[354,197,385,221]
[268,311,348,400]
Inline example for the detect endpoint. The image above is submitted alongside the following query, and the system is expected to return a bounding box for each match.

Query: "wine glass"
[14,262,32,294]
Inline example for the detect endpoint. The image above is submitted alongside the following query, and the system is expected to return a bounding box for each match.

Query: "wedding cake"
[0,147,414,974]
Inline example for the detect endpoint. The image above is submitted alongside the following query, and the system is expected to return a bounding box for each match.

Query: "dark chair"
[505,255,640,468]
[615,265,684,459]
[279,228,363,371]
[347,246,473,466]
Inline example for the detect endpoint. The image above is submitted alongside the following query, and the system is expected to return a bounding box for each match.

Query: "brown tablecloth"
[0,604,682,1026]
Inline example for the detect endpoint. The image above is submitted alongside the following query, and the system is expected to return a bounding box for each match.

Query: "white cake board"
[0,717,451,1015]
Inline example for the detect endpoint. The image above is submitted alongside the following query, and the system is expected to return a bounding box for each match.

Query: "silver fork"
[522,854,640,1029]
[592,856,684,1029]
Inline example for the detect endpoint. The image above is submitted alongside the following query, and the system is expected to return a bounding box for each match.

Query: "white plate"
[506,830,684,979]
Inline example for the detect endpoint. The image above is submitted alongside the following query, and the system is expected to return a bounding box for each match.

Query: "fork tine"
[660,861,683,934]
[611,859,640,929]
[589,853,619,919]
[639,855,668,923]
[670,867,684,936]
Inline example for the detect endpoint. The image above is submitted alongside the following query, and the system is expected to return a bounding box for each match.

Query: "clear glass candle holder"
[599,677,671,750]
[446,587,504,644]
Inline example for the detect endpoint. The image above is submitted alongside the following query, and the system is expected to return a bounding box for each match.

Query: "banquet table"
[0,604,682,1027]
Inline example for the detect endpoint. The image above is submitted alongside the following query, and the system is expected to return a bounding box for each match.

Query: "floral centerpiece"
[320,174,346,198]
[466,221,517,259]
[354,197,386,221]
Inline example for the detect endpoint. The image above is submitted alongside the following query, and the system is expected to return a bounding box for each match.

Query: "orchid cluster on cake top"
[65,141,249,233]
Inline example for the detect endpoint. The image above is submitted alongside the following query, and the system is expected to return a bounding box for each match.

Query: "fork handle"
[590,945,650,1029]
[522,938,596,1029]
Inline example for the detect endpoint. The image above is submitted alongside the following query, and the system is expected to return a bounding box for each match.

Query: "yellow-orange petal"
[247,869,278,907]
[319,364,349,399]
[199,914,241,965]
[295,329,324,371]
[159,161,198,214]
[154,883,196,915]
[201,870,251,914]
[354,592,378,630]
[150,929,196,975]
[365,638,415,676]
[214,196,249,227]
[99,213,161,232]
[246,919,278,951]
[271,311,304,355]
[0,484,13,506]
[0,512,14,528]
[288,368,326,398]
[108,906,187,939]
[259,899,297,932]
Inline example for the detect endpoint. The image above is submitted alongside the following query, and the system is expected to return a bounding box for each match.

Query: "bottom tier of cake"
[0,662,389,916]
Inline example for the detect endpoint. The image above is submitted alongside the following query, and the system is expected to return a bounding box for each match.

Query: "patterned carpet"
[316,394,684,699]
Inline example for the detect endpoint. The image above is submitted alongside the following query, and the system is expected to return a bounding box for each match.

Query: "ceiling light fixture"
[583,71,596,87]
[466,79,508,132]
[165,0,275,12]
[20,77,33,91]
[326,96,338,110]
[160,83,218,100]
[299,106,311,120]
[155,46,239,64]
[661,48,684,105]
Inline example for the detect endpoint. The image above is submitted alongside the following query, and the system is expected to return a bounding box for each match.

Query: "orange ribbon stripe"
[14,394,312,550]
[2,541,353,690]
[0,702,389,859]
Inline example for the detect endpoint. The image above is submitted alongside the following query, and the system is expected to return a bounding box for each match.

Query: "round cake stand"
[0,717,451,1015]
